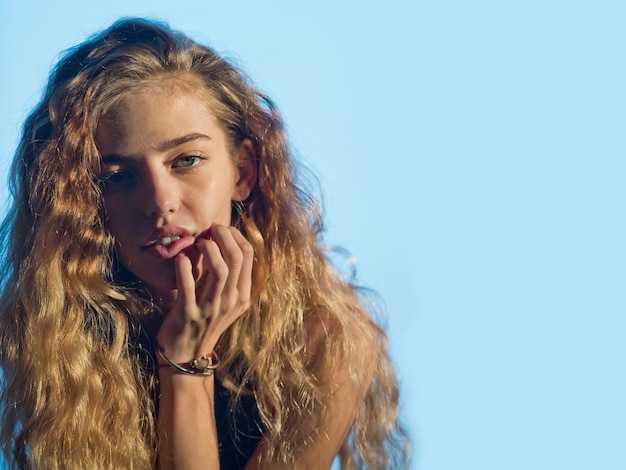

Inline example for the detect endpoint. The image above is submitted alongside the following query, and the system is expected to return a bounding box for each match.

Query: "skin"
[96,77,374,469]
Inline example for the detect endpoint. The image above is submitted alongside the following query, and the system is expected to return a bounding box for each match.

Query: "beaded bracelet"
[156,342,221,376]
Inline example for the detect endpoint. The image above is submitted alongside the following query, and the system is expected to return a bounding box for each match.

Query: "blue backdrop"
[1,1,624,469]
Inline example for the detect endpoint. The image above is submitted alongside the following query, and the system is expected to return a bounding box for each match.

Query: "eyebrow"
[100,133,212,163]
[157,133,212,152]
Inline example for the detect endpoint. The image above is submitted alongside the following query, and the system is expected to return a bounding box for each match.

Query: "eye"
[173,154,205,168]
[99,170,133,187]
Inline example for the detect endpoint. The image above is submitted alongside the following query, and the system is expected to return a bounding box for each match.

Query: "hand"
[156,225,253,363]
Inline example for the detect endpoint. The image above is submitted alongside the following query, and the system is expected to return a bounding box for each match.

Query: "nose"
[138,168,179,218]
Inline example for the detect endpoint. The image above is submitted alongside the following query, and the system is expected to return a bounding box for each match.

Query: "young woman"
[0,18,409,469]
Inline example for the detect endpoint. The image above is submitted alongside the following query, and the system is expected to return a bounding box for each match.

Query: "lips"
[142,226,196,259]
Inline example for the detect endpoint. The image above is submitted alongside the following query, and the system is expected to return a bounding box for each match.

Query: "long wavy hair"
[0,18,409,469]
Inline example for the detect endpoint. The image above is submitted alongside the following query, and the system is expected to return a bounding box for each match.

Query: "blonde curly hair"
[0,18,410,469]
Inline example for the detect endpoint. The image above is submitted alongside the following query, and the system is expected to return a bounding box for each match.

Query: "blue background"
[1,1,625,469]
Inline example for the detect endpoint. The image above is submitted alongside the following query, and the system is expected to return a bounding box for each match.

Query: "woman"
[0,18,409,469]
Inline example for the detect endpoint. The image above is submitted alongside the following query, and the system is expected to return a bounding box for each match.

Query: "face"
[96,81,255,301]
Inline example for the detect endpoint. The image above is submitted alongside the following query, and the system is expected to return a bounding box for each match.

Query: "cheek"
[193,182,235,221]
[103,197,132,241]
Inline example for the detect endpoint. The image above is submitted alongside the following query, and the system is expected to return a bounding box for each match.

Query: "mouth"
[155,235,181,247]
[142,227,196,259]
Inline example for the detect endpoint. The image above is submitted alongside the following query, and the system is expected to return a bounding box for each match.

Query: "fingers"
[158,225,253,359]
[194,225,253,315]
[195,236,228,306]
[174,252,198,315]
[229,227,254,311]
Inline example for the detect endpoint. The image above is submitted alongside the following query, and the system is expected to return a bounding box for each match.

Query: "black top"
[132,319,264,469]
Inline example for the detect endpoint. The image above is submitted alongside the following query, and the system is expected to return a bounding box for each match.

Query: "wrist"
[156,340,221,376]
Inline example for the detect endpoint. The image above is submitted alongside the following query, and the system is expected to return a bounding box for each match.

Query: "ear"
[232,139,258,202]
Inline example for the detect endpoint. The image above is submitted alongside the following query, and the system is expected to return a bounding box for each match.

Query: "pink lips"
[142,226,196,260]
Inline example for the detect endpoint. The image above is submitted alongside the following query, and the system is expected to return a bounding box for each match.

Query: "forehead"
[104,74,211,115]
[95,80,225,155]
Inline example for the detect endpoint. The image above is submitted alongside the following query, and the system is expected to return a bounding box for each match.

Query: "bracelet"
[156,342,221,376]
